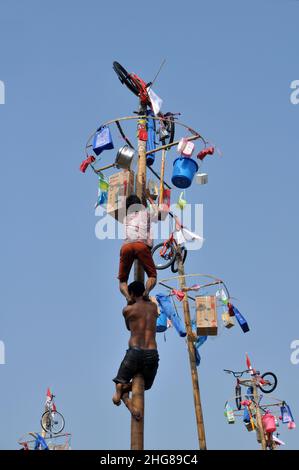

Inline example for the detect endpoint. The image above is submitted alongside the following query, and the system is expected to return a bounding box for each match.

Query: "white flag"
[147,87,163,115]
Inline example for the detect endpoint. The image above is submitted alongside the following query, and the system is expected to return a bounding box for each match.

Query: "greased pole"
[252,381,267,450]
[177,250,207,450]
[131,101,147,450]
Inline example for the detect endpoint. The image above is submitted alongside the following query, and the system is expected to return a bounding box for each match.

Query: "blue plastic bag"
[93,126,114,156]
[243,407,250,423]
[232,306,250,333]
[156,311,167,332]
[281,403,294,424]
[146,110,156,166]
[156,294,186,337]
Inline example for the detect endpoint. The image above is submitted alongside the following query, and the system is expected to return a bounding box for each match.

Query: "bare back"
[123,299,158,349]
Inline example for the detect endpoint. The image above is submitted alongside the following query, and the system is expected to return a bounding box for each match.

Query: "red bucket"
[262,412,276,433]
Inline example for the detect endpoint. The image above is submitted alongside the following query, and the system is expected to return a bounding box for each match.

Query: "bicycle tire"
[151,242,177,270]
[235,384,242,410]
[259,372,278,394]
[164,114,175,147]
[171,247,188,273]
[113,61,140,97]
[41,410,65,435]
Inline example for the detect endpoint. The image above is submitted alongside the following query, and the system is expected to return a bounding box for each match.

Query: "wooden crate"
[196,295,218,336]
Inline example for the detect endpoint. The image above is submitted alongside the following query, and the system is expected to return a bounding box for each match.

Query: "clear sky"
[0,0,298,450]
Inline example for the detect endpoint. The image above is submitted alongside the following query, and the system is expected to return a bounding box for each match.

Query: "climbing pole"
[131,101,147,450]
[252,381,267,450]
[177,254,207,450]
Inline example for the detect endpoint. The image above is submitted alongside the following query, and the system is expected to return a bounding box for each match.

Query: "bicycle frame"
[159,233,177,258]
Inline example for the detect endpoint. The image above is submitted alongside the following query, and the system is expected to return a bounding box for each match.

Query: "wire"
[148,59,166,90]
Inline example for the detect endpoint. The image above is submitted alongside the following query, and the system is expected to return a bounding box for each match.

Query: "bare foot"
[112,393,121,406]
[112,384,123,406]
[122,395,142,421]
[131,407,142,421]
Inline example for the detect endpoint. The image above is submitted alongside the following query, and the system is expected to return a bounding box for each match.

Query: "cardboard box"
[196,295,218,336]
[107,170,134,222]
[221,311,235,329]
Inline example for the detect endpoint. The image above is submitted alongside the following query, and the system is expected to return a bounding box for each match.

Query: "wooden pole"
[159,149,166,206]
[131,106,147,451]
[177,250,207,450]
[252,382,267,450]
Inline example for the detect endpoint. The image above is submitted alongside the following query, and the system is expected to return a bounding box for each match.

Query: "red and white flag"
[246,353,253,375]
[46,387,52,404]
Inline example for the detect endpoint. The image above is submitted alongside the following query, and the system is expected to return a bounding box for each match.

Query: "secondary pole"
[177,249,207,450]
[252,381,267,450]
[131,103,147,451]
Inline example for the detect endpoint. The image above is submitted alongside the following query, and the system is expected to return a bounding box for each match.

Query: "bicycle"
[151,230,187,273]
[41,394,65,435]
[224,369,278,411]
[112,61,176,147]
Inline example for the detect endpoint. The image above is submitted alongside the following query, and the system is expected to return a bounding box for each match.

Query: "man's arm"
[145,191,161,222]
[151,302,159,319]
[123,306,131,331]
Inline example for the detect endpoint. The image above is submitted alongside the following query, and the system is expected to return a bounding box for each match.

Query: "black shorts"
[113,347,159,391]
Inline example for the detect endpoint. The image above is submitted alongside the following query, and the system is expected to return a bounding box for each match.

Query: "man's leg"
[119,281,134,304]
[121,390,142,421]
[118,245,135,303]
[135,244,157,300]
[144,277,157,300]
[112,383,131,406]
[112,383,124,406]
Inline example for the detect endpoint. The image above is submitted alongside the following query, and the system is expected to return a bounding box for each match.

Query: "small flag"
[246,353,253,373]
[45,388,52,407]
[147,87,163,115]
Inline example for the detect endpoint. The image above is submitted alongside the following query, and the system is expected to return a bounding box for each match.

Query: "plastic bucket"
[262,412,276,433]
[172,157,199,189]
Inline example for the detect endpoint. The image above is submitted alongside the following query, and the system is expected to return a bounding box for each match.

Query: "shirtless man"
[112,281,159,420]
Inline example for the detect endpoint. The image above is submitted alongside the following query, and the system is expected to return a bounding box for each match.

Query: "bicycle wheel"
[41,410,65,435]
[151,242,177,270]
[235,384,242,410]
[259,372,278,394]
[171,247,188,273]
[164,113,175,147]
[113,61,140,97]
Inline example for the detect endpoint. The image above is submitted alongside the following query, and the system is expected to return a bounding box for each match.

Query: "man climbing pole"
[112,281,159,420]
[118,194,160,304]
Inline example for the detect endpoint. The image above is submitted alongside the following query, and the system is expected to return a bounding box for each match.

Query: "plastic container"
[196,173,208,185]
[225,403,235,424]
[172,157,199,189]
[93,126,114,156]
[262,412,276,433]
[177,138,195,157]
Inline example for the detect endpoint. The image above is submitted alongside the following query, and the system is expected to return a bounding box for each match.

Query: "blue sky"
[0,0,299,450]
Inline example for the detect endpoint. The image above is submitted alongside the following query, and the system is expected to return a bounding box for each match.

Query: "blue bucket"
[172,157,199,189]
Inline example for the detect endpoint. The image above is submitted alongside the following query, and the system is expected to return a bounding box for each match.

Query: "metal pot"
[115,145,135,170]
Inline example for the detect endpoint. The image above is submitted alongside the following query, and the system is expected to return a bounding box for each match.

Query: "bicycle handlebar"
[223,369,252,378]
